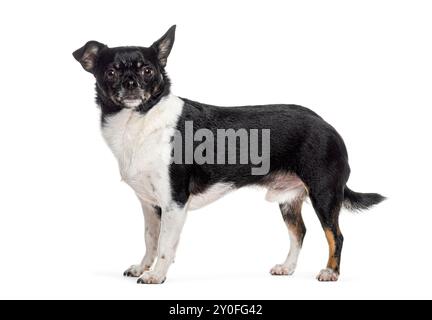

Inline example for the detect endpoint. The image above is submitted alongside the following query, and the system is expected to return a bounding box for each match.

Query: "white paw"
[270,264,296,276]
[316,268,339,282]
[123,264,148,277]
[137,271,166,284]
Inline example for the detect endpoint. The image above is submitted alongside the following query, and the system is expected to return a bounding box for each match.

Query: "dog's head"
[73,25,176,109]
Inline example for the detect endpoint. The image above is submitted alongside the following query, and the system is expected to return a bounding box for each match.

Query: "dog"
[73,25,385,284]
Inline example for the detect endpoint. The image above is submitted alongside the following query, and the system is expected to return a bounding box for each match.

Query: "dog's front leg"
[124,201,161,277]
[137,204,187,284]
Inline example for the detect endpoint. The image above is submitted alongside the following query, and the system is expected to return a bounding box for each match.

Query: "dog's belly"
[187,173,307,210]
[188,183,233,210]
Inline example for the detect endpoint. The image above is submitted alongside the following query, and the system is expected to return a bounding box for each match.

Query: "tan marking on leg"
[324,228,338,270]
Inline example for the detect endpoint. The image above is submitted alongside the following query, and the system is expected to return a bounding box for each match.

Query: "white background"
[0,0,431,300]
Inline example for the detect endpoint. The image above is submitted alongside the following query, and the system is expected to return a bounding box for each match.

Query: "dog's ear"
[151,25,176,68]
[73,41,107,73]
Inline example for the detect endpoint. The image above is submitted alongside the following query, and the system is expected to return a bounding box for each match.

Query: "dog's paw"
[137,271,166,284]
[270,264,296,276]
[123,264,147,277]
[316,268,339,282]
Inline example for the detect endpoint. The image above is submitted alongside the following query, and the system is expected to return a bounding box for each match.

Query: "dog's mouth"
[113,89,146,108]
[122,97,143,108]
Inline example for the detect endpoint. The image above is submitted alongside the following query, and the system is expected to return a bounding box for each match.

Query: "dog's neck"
[136,74,171,114]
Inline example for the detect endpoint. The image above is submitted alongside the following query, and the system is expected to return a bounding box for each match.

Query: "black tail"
[343,186,386,211]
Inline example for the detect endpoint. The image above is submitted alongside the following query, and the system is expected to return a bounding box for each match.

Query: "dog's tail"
[343,186,386,211]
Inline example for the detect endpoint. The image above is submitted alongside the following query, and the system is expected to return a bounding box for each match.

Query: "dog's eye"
[106,69,116,79]
[142,67,153,77]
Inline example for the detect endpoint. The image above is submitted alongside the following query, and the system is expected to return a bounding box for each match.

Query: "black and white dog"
[73,25,384,284]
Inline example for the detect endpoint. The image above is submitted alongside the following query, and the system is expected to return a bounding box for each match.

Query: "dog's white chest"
[101,95,184,205]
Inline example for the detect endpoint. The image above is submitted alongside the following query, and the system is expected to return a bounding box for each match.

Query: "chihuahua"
[73,25,384,284]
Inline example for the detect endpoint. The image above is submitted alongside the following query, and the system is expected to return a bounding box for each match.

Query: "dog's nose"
[123,78,138,90]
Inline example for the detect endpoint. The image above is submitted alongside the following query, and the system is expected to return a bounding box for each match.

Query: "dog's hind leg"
[270,194,306,276]
[310,186,344,282]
